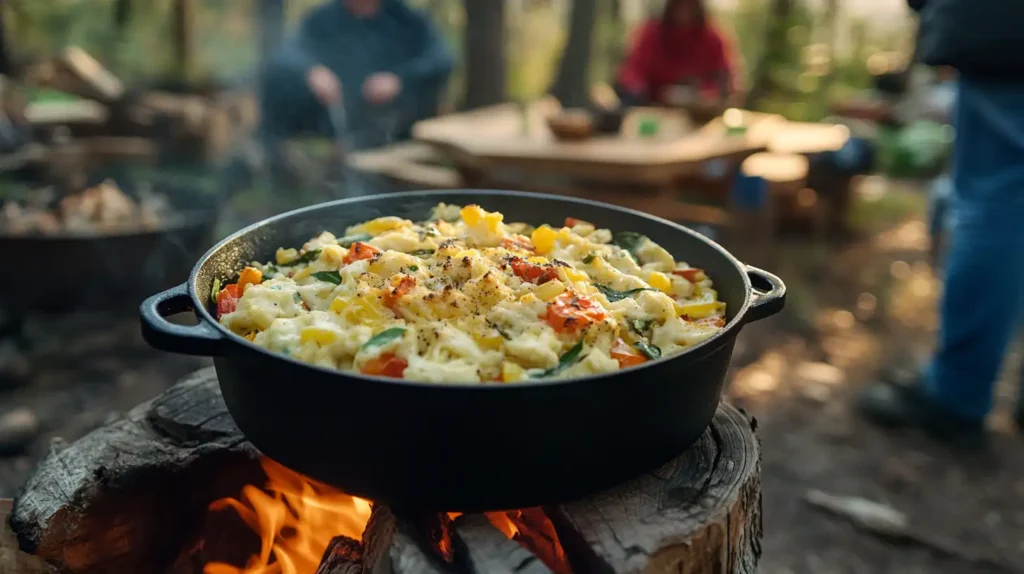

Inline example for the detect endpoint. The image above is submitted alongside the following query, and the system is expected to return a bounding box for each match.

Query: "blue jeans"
[925,79,1024,421]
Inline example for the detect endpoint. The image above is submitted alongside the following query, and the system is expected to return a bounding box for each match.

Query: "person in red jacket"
[615,0,739,107]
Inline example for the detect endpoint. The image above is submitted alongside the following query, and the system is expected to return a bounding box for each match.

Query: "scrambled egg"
[213,204,726,383]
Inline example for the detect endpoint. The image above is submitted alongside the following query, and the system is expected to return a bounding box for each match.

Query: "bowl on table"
[546,109,595,141]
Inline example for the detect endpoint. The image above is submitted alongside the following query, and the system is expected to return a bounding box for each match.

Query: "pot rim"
[187,189,757,390]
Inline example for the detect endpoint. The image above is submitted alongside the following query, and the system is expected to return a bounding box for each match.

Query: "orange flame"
[204,457,373,574]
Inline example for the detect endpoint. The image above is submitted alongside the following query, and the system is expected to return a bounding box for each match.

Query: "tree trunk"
[462,0,506,110]
[170,0,195,80]
[549,0,598,108]
[744,0,794,109]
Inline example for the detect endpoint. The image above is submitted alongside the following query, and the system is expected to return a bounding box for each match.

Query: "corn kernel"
[321,244,345,265]
[484,211,504,233]
[519,293,539,305]
[502,361,527,382]
[648,271,672,293]
[276,248,299,265]
[527,256,549,265]
[535,280,567,302]
[562,267,588,284]
[675,301,726,319]
[293,267,313,281]
[460,204,485,226]
[474,333,504,351]
[301,326,339,345]
[531,225,557,254]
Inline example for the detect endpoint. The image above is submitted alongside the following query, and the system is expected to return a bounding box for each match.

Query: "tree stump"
[5,368,761,574]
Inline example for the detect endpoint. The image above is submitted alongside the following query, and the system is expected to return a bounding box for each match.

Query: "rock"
[0,407,40,455]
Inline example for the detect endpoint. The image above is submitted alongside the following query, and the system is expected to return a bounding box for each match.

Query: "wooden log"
[11,368,760,574]
[7,368,263,574]
[1,499,54,574]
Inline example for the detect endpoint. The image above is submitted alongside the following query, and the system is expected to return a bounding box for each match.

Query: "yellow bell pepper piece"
[460,204,485,226]
[300,326,340,345]
[647,271,672,293]
[531,225,557,254]
[675,301,726,319]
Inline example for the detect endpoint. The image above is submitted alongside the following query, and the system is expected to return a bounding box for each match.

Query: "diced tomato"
[215,283,242,318]
[510,257,558,285]
[545,292,608,333]
[501,236,536,253]
[344,242,382,264]
[237,266,263,289]
[383,275,416,309]
[671,268,705,282]
[610,338,647,368]
[360,353,408,378]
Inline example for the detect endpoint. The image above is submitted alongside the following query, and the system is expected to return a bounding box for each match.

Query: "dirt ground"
[1,183,1022,573]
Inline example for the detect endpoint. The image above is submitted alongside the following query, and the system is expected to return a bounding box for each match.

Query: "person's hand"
[307,65,342,105]
[362,72,402,105]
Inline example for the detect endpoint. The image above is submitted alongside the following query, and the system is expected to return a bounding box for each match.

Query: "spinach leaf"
[210,278,221,304]
[293,292,302,304]
[595,284,657,302]
[636,341,662,360]
[407,265,419,272]
[338,233,372,247]
[278,249,322,267]
[582,253,596,264]
[531,341,586,378]
[410,249,435,257]
[611,231,648,262]
[630,318,653,335]
[311,271,342,285]
[361,327,407,351]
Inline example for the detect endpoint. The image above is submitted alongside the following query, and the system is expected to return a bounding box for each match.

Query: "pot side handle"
[744,265,786,323]
[140,283,224,356]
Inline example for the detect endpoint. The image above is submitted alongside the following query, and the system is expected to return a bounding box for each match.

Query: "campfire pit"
[2,368,762,574]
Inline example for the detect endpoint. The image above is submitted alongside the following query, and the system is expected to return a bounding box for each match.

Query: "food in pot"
[215,204,727,383]
[0,179,170,234]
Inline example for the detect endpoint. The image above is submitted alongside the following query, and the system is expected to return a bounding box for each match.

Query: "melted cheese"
[217,204,727,383]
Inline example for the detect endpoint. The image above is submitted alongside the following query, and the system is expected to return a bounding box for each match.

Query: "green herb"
[278,249,322,267]
[531,341,586,378]
[338,234,372,247]
[487,321,511,340]
[630,318,653,334]
[611,231,648,262]
[582,253,596,264]
[424,226,442,237]
[264,264,279,276]
[293,292,302,303]
[408,265,419,272]
[595,284,657,302]
[210,278,220,304]
[311,271,342,285]
[361,327,407,351]
[636,341,662,360]
[410,249,435,257]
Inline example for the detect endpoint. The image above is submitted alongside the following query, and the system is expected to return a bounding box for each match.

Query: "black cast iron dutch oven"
[140,190,785,512]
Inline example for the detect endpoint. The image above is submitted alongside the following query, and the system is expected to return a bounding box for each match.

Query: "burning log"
[5,368,761,574]
[7,369,263,574]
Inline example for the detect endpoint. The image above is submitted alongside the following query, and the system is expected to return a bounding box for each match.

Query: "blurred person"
[858,1,1024,449]
[258,0,453,156]
[614,0,739,109]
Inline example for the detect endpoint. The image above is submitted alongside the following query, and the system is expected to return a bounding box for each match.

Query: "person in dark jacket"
[858,0,1024,449]
[258,0,454,152]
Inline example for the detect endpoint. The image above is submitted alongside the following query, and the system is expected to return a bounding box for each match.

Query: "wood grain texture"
[9,368,760,574]
[554,406,762,574]
[8,367,262,574]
